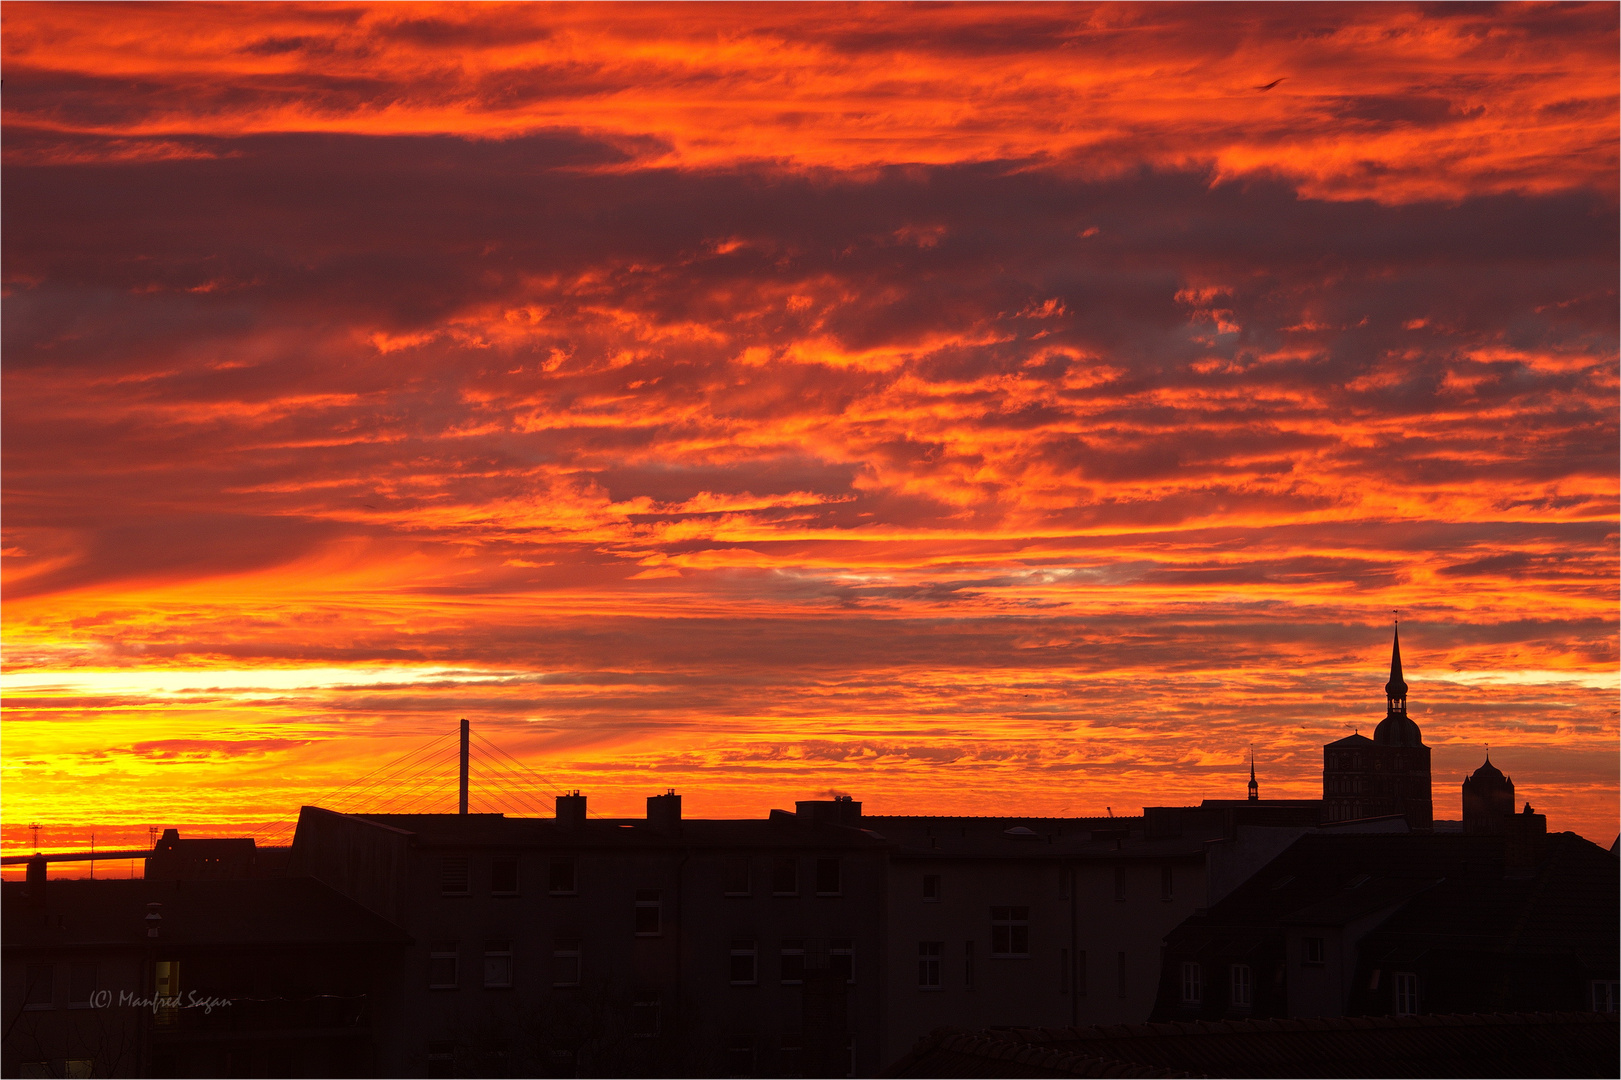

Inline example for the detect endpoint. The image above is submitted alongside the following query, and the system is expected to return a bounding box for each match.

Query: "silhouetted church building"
[1322,628,1433,830]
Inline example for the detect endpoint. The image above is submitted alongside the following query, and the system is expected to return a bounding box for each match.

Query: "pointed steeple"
[1384,622,1408,714]
[1247,746,1258,801]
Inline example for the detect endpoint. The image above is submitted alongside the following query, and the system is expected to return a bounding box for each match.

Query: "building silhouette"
[1322,627,1433,830]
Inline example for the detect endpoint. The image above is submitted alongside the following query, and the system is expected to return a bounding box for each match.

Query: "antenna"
[28,823,41,852]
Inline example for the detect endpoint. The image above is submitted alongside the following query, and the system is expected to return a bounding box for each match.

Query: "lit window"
[730,940,758,985]
[1593,980,1619,1013]
[429,946,458,990]
[1179,961,1202,1005]
[922,874,941,901]
[1230,963,1253,1008]
[772,857,798,896]
[990,907,1030,957]
[552,939,581,987]
[635,890,662,936]
[1394,971,1419,1016]
[831,938,855,983]
[153,960,179,1027]
[815,858,842,896]
[65,1063,93,1080]
[780,940,805,984]
[632,995,660,1037]
[918,942,943,988]
[440,856,470,896]
[724,856,751,896]
[483,941,513,988]
[491,856,519,896]
[1303,936,1325,965]
[548,857,577,895]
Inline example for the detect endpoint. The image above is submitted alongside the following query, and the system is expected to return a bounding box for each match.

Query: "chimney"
[556,791,587,829]
[795,795,862,828]
[24,855,47,906]
[647,790,682,835]
[1504,802,1547,870]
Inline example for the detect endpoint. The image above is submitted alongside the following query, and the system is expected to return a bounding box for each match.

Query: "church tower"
[1322,626,1434,830]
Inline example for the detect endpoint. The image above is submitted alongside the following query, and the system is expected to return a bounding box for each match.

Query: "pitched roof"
[887,1013,1619,1079]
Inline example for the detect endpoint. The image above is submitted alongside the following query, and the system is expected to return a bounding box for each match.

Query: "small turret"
[1247,747,1258,801]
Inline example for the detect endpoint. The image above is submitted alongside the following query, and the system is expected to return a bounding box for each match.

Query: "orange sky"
[4,1,1617,863]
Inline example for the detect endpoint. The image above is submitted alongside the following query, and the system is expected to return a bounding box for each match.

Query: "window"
[153,960,179,1026]
[1230,963,1253,1008]
[1302,936,1325,966]
[68,964,96,1009]
[815,858,842,896]
[831,938,854,983]
[1059,867,1070,900]
[922,874,941,901]
[1116,951,1127,999]
[491,856,519,895]
[1077,949,1087,997]
[1592,980,1619,1013]
[429,946,459,989]
[483,941,513,988]
[1179,961,1202,1005]
[780,940,805,984]
[65,1064,93,1080]
[549,857,577,895]
[635,889,662,936]
[1060,948,1071,994]
[1114,864,1126,902]
[24,964,52,1009]
[440,855,470,896]
[632,995,660,1037]
[778,1033,804,1077]
[427,1041,456,1080]
[726,1036,753,1078]
[1394,971,1419,1016]
[990,906,1030,957]
[724,856,751,896]
[964,940,976,990]
[1161,865,1174,901]
[552,939,581,987]
[772,857,798,895]
[918,942,943,988]
[730,940,758,985]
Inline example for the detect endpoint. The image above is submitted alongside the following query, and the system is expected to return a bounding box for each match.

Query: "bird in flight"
[1254,78,1285,91]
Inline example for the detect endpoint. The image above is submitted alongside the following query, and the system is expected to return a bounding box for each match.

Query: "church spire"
[1385,622,1408,715]
[1247,746,1258,801]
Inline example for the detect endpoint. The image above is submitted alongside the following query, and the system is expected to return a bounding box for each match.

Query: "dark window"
[724,856,751,896]
[1060,948,1070,994]
[440,856,470,896]
[68,964,96,1008]
[1594,981,1620,1013]
[1077,949,1087,997]
[965,940,976,989]
[632,996,660,1037]
[429,947,458,989]
[1394,972,1419,1016]
[726,1036,753,1078]
[730,940,758,985]
[491,856,519,895]
[918,941,943,987]
[771,857,798,895]
[635,889,662,936]
[427,1041,456,1080]
[815,858,842,896]
[483,941,513,988]
[1303,936,1325,965]
[922,874,941,901]
[831,938,854,983]
[1114,864,1126,902]
[1230,964,1253,1008]
[549,857,577,895]
[24,964,52,1009]
[553,940,581,986]
[1161,865,1174,901]
[780,940,805,984]
[990,906,1029,956]
[1059,867,1070,900]
[1179,961,1202,1004]
[1117,951,1127,998]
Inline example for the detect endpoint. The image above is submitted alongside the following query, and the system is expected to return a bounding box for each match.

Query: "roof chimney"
[24,855,47,906]
[795,795,862,828]
[647,790,682,835]
[556,791,587,830]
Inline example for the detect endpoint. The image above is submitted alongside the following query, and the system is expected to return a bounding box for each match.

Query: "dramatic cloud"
[3,3,1616,857]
